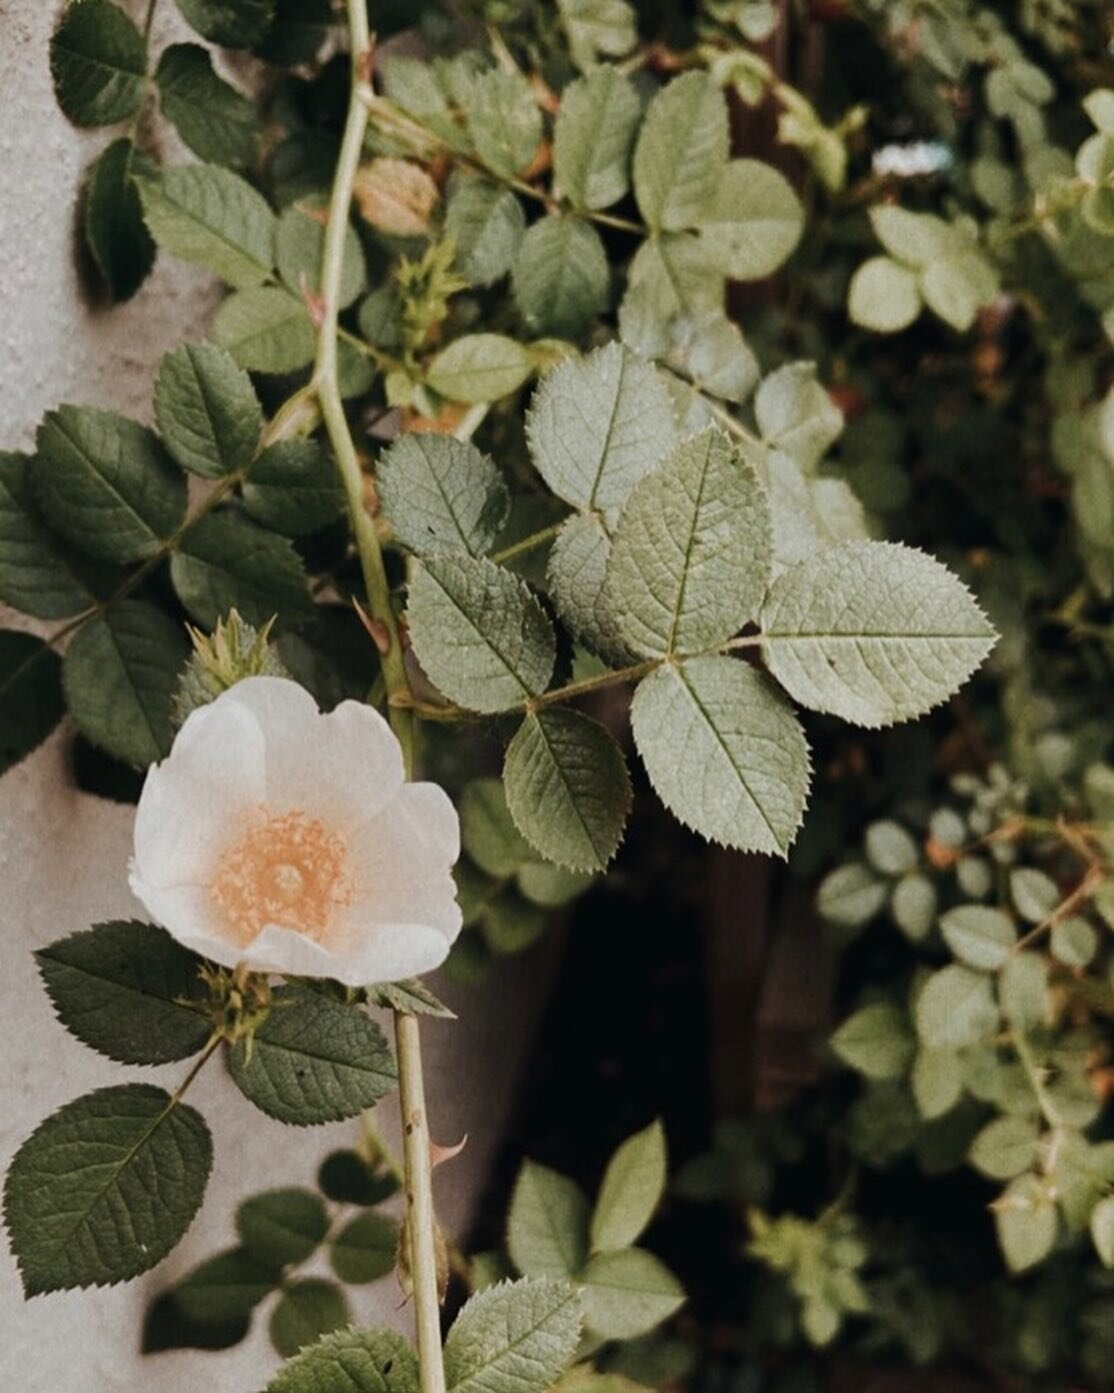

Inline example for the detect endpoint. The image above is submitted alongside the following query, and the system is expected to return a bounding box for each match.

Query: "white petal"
[332,919,456,984]
[348,788,462,934]
[391,781,462,863]
[239,923,355,979]
[127,877,243,969]
[222,678,405,828]
[132,697,266,890]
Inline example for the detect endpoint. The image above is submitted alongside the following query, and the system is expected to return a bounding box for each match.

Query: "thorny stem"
[319,11,446,1393]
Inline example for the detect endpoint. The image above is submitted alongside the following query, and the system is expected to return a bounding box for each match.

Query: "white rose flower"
[128,676,462,986]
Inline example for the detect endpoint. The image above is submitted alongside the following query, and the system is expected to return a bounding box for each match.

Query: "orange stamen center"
[209,808,353,946]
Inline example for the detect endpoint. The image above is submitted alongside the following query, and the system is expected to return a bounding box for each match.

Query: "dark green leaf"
[242,440,343,536]
[155,342,263,479]
[317,1150,398,1206]
[175,0,275,47]
[276,203,366,309]
[0,452,95,617]
[170,510,313,629]
[0,631,66,776]
[330,1211,399,1284]
[50,0,147,127]
[35,920,210,1065]
[237,1187,329,1267]
[228,988,396,1125]
[172,1247,279,1324]
[83,137,156,302]
[378,434,509,559]
[35,406,187,563]
[213,286,316,373]
[63,601,189,766]
[156,45,258,168]
[270,1279,350,1359]
[4,1083,212,1295]
[368,978,456,1018]
[460,778,533,878]
[254,0,333,65]
[466,69,542,181]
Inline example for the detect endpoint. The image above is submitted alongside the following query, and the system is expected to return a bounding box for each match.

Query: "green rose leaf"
[697,159,803,281]
[378,435,509,559]
[553,67,641,211]
[831,1002,915,1081]
[4,1083,212,1294]
[83,138,156,302]
[940,905,1017,971]
[914,965,999,1049]
[444,1277,582,1393]
[50,0,147,127]
[0,632,66,777]
[817,862,888,927]
[170,510,313,629]
[0,452,95,618]
[368,978,456,1018]
[155,342,263,479]
[969,1116,1041,1181]
[330,1211,400,1284]
[558,0,638,71]
[408,555,556,713]
[591,1119,668,1253]
[545,514,632,664]
[1092,1195,1114,1268]
[869,206,956,267]
[35,405,187,563]
[754,363,843,471]
[630,657,810,857]
[911,1047,963,1120]
[607,428,771,657]
[63,601,189,766]
[276,202,366,309]
[995,1174,1058,1273]
[269,1278,351,1359]
[460,778,533,878]
[213,287,317,374]
[174,0,275,47]
[466,69,542,181]
[156,44,259,169]
[242,440,344,537]
[254,0,333,66]
[512,217,610,340]
[427,335,534,404]
[508,1161,591,1279]
[761,541,997,728]
[632,72,729,232]
[138,163,276,289]
[580,1248,685,1340]
[265,1326,418,1393]
[526,342,677,513]
[504,708,632,872]
[237,1187,329,1268]
[446,178,526,287]
[35,921,211,1065]
[228,988,396,1125]
[848,256,921,333]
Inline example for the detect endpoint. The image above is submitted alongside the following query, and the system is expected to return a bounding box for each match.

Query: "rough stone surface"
[0,7,549,1386]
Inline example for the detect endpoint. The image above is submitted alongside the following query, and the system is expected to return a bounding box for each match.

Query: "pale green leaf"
[446,178,526,287]
[213,286,316,374]
[368,978,455,1018]
[508,1161,591,1279]
[630,656,810,857]
[697,160,803,280]
[761,541,996,728]
[553,67,641,210]
[830,1002,914,1081]
[869,206,956,268]
[607,429,771,657]
[504,709,631,872]
[665,311,759,403]
[864,820,918,876]
[632,72,729,232]
[445,1278,581,1393]
[427,335,534,404]
[138,163,276,289]
[914,965,999,1048]
[580,1249,685,1340]
[848,256,921,333]
[378,435,509,558]
[546,514,632,663]
[1051,916,1098,968]
[63,601,189,766]
[817,862,887,927]
[911,1047,963,1119]
[408,555,555,713]
[35,405,186,563]
[995,1174,1058,1273]
[265,1328,418,1393]
[155,342,262,479]
[1009,868,1060,923]
[4,1084,211,1294]
[50,0,146,127]
[512,217,609,339]
[920,253,998,332]
[34,921,210,1066]
[460,779,532,878]
[591,1120,668,1253]
[467,69,542,181]
[156,44,258,169]
[999,953,1049,1031]
[969,1116,1040,1181]
[754,363,843,472]
[558,0,638,71]
[526,342,677,512]
[276,202,366,310]
[1092,1195,1114,1267]
[891,873,938,942]
[940,905,1017,970]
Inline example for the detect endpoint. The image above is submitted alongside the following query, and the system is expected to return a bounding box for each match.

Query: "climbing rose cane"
[129,677,461,985]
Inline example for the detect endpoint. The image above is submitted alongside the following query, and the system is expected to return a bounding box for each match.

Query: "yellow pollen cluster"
[209,808,354,946]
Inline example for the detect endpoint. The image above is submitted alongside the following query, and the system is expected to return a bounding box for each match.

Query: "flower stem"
[315,0,415,772]
[321,13,446,1393]
[395,1012,447,1393]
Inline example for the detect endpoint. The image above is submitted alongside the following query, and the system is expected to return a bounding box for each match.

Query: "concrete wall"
[0,6,547,1386]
